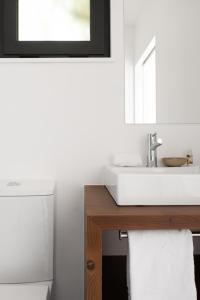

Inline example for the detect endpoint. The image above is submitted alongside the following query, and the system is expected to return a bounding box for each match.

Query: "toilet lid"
[0,285,49,300]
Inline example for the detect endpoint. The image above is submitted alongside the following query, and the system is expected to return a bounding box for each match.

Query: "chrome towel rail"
[119,230,200,240]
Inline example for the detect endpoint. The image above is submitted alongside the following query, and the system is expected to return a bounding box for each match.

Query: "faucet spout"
[147,133,162,167]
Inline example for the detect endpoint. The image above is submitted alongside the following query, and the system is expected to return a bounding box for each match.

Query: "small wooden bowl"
[162,157,188,167]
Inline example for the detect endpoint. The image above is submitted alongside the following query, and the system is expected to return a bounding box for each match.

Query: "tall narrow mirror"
[125,0,200,124]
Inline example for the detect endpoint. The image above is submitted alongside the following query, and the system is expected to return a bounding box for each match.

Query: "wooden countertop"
[85,186,200,300]
[84,185,200,231]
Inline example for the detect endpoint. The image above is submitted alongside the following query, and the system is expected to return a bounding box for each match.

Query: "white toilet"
[0,180,55,300]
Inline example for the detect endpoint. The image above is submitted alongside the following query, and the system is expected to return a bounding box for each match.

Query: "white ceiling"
[124,0,148,25]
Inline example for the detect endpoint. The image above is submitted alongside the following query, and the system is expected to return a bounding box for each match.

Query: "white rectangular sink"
[104,166,200,206]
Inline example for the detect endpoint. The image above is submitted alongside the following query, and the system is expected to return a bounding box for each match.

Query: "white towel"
[128,230,197,300]
[112,153,143,167]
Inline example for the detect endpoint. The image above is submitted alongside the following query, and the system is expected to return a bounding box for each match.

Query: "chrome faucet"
[147,133,163,167]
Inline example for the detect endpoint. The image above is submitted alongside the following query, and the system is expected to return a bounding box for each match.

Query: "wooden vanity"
[85,185,200,300]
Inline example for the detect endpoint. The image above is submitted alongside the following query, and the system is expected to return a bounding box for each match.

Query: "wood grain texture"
[85,214,102,300]
[84,185,200,300]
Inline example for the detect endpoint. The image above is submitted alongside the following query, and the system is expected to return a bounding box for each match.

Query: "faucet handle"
[157,138,163,145]
[151,132,157,137]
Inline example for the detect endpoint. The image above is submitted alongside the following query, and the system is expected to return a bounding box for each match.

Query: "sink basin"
[104,166,200,206]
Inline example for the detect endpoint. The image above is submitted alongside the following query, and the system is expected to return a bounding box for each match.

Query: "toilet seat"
[0,284,49,300]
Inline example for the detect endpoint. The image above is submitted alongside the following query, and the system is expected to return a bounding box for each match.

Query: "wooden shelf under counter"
[84,185,200,300]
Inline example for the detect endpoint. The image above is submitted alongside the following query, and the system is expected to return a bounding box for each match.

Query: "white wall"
[125,26,135,123]
[0,1,200,299]
[0,1,130,299]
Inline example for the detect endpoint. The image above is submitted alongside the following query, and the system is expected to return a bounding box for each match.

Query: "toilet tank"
[0,180,55,284]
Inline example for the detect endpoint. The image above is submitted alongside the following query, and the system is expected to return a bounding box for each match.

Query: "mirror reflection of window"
[18,0,90,41]
[135,37,156,124]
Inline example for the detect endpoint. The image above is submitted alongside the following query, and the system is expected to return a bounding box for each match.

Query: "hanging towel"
[128,230,197,300]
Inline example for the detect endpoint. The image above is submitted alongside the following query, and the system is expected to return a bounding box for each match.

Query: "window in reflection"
[135,37,156,124]
[18,0,90,41]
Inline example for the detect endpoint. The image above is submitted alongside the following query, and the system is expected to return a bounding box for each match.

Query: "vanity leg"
[85,217,102,300]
